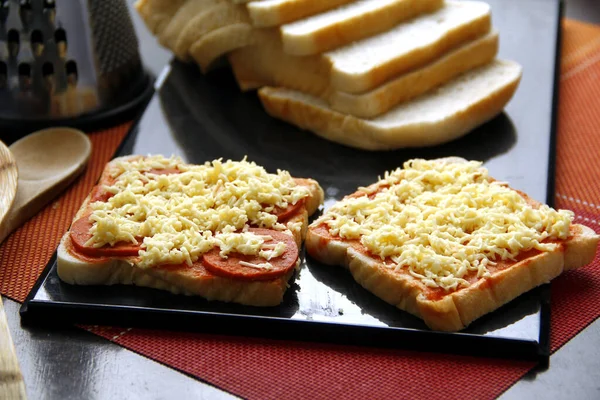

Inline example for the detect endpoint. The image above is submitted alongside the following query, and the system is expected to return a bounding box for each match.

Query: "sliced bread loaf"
[325,0,491,92]
[229,30,329,93]
[328,30,499,118]
[158,0,224,50]
[173,1,251,60]
[247,0,356,27]
[229,1,492,95]
[231,30,499,118]
[280,0,443,56]
[190,23,256,72]
[258,60,523,151]
[135,0,187,35]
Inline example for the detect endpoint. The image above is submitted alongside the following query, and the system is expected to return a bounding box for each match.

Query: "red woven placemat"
[1,19,600,400]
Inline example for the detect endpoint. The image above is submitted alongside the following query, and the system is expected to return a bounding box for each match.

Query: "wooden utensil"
[0,128,91,399]
[0,128,92,244]
[0,140,26,399]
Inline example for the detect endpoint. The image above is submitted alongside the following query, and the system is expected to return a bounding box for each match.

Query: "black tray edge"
[20,263,548,363]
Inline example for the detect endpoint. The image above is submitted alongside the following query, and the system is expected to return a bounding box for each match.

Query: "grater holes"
[42,61,54,77]
[31,29,44,57]
[0,0,9,24]
[65,60,77,86]
[18,62,31,91]
[18,62,30,76]
[19,0,33,27]
[7,29,19,57]
[0,61,6,90]
[42,61,54,92]
[43,0,55,22]
[54,28,66,42]
[54,28,67,58]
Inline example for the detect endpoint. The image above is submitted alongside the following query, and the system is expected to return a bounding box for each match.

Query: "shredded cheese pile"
[315,159,574,291]
[86,155,309,268]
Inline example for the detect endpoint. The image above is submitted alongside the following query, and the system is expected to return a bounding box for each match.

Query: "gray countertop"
[5,0,600,399]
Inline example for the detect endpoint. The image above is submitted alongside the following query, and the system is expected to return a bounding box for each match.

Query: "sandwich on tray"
[57,155,324,306]
[306,158,599,331]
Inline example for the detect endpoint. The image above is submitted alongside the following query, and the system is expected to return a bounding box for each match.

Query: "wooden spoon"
[0,140,26,399]
[0,128,90,399]
[0,128,92,244]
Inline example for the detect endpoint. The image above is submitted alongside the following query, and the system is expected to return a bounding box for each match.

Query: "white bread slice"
[329,30,499,118]
[135,0,187,35]
[231,30,499,118]
[158,0,224,50]
[57,156,325,307]
[280,0,444,56]
[173,1,251,61]
[325,0,491,93]
[229,30,329,93]
[229,1,492,96]
[189,23,256,72]
[247,0,356,28]
[305,158,600,331]
[258,60,523,151]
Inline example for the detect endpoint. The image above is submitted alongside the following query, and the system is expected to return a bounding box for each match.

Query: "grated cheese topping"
[314,159,574,292]
[86,155,309,268]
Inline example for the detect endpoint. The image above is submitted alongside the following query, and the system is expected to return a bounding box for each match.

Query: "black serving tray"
[21,0,563,362]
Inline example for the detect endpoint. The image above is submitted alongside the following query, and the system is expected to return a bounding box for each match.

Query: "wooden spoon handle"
[0,144,25,399]
[0,143,18,226]
[0,297,27,399]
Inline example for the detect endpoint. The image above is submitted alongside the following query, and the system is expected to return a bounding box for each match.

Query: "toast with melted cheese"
[305,158,599,331]
[57,155,324,306]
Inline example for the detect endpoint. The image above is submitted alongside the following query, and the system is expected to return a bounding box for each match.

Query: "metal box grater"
[0,0,152,139]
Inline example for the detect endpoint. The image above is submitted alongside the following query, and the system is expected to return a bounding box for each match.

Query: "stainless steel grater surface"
[0,0,152,139]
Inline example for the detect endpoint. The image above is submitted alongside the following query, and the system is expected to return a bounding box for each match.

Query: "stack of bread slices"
[136,0,522,150]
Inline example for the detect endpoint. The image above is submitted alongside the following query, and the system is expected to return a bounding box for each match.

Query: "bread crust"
[328,31,499,118]
[173,2,251,61]
[135,0,187,35]
[57,156,324,307]
[305,166,599,331]
[247,0,355,28]
[258,60,522,151]
[190,23,256,73]
[281,0,444,56]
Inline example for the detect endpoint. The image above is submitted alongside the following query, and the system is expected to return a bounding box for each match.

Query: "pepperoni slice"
[90,186,113,203]
[69,215,140,257]
[272,198,305,222]
[202,228,298,281]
